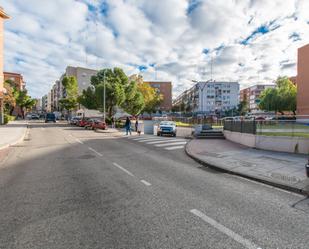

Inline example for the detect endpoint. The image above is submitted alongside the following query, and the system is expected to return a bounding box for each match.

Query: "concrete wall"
[224,130,309,154]
[223,131,256,148]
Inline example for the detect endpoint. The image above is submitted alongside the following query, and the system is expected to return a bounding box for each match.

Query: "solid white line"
[113,163,135,177]
[140,180,152,186]
[190,209,262,249]
[88,147,103,157]
[139,138,176,143]
[165,145,185,150]
[155,141,187,147]
[147,139,186,144]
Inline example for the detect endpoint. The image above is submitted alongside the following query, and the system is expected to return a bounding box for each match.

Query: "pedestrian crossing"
[125,135,188,151]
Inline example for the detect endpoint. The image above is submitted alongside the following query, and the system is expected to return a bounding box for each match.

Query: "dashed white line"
[75,138,83,144]
[113,162,135,177]
[140,180,152,186]
[88,147,103,157]
[190,209,262,249]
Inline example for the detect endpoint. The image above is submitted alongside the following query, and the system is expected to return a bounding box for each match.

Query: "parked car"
[84,118,96,129]
[91,118,107,130]
[157,121,177,137]
[45,113,56,123]
[31,114,40,120]
[69,117,81,125]
[77,118,90,127]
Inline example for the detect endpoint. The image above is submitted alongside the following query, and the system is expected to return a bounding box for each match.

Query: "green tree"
[15,90,36,118]
[80,68,128,117]
[137,82,162,114]
[3,80,17,115]
[122,81,145,115]
[259,77,296,114]
[59,76,79,113]
[237,100,249,115]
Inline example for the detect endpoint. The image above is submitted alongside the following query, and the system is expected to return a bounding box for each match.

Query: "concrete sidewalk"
[0,121,28,150]
[186,139,309,195]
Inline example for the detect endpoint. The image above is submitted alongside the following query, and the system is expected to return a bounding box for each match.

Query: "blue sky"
[1,0,309,98]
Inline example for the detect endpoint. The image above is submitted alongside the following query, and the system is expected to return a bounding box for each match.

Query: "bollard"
[306,159,309,178]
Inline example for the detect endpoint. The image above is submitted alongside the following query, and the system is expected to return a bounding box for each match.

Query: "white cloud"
[0,0,308,98]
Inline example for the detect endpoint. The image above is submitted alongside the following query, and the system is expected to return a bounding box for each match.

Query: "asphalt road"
[0,121,308,249]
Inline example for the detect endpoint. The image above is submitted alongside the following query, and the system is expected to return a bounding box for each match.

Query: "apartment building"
[0,7,9,124]
[41,94,48,112]
[297,44,309,121]
[144,81,172,112]
[240,84,275,113]
[174,81,239,115]
[4,71,25,90]
[64,66,97,93]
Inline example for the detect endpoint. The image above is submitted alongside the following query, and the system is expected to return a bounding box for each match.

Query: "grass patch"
[258,132,309,138]
[175,121,192,127]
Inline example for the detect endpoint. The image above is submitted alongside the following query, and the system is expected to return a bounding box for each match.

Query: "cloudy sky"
[1,0,309,98]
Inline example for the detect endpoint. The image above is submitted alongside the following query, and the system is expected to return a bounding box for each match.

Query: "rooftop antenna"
[210,55,213,82]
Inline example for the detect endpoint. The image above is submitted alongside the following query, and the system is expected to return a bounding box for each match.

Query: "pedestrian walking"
[135,117,139,132]
[137,121,142,136]
[125,117,132,135]
[111,116,115,128]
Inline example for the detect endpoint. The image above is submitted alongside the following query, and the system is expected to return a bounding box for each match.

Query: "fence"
[224,120,256,134]
[224,120,309,138]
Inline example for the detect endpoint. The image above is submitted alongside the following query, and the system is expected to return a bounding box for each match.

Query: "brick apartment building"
[240,84,275,113]
[0,7,9,124]
[4,71,25,90]
[144,81,172,112]
[297,44,309,121]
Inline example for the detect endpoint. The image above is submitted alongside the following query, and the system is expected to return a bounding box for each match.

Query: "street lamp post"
[103,70,106,123]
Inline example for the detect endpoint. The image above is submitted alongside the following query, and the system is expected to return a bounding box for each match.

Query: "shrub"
[3,114,16,124]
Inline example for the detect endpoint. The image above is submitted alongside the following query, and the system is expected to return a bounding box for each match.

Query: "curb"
[0,124,29,151]
[185,140,309,196]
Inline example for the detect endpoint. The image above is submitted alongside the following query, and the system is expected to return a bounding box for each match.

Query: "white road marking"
[41,127,45,130]
[190,209,262,249]
[131,137,151,141]
[140,180,152,186]
[113,163,135,177]
[75,138,83,144]
[146,139,186,144]
[155,141,187,147]
[134,138,162,142]
[165,145,185,150]
[88,147,103,157]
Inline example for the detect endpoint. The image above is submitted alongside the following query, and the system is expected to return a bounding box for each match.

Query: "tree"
[137,82,162,114]
[237,100,249,116]
[259,77,297,114]
[59,76,79,113]
[3,80,17,115]
[122,81,145,115]
[80,68,128,117]
[15,90,36,118]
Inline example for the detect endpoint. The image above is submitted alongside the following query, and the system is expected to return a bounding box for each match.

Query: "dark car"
[45,113,56,123]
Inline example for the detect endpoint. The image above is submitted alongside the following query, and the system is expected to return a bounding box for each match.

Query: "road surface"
[0,121,308,249]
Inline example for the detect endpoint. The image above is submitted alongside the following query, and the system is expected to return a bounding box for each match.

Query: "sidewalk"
[0,121,28,150]
[186,139,309,195]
